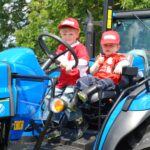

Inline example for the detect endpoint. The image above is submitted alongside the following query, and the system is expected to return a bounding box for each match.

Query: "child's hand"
[114,60,130,74]
[65,64,72,73]
[113,64,122,74]
[60,62,72,73]
[95,54,104,65]
[60,62,67,69]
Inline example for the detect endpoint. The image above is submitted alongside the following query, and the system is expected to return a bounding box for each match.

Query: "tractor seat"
[80,66,138,130]
[87,52,145,103]
[81,53,142,130]
[89,66,138,103]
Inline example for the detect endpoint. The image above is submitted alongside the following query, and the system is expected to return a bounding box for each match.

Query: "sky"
[26,0,31,3]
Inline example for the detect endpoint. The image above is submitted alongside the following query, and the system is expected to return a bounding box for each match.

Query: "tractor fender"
[100,110,150,150]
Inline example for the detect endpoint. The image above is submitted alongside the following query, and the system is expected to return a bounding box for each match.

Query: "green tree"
[15,0,104,57]
[0,0,28,50]
[118,0,150,10]
[3,0,150,57]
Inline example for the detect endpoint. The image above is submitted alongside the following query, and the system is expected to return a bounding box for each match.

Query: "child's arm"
[55,46,69,69]
[113,60,130,74]
[90,54,104,75]
[67,59,89,76]
[56,55,68,70]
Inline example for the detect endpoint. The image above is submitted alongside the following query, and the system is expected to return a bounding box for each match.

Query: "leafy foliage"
[118,0,150,10]
[0,0,28,50]
[1,0,150,57]
[15,0,104,57]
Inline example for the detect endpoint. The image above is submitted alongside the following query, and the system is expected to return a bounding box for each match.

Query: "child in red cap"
[56,17,89,88]
[77,30,130,102]
[47,18,89,141]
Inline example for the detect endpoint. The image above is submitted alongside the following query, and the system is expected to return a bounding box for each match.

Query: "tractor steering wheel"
[38,33,78,72]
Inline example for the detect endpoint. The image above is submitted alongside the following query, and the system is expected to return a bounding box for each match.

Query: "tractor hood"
[0,47,45,75]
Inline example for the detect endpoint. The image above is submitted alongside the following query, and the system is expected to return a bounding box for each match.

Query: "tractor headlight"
[50,98,65,113]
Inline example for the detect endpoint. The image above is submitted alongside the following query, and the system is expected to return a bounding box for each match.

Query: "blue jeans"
[51,86,82,123]
[55,85,75,103]
[76,75,115,91]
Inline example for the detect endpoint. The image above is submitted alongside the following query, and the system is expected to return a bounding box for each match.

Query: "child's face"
[60,27,79,45]
[101,43,120,56]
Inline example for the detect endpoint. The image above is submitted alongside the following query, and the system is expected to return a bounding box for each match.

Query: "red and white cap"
[58,18,80,30]
[100,30,120,45]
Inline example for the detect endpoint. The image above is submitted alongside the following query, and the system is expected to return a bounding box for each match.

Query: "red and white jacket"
[94,53,129,85]
[56,41,90,88]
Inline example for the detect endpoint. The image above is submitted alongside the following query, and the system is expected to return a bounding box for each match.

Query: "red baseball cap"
[100,30,120,45]
[58,18,80,30]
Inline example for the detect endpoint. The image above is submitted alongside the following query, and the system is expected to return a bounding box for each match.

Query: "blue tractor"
[0,0,150,150]
[92,0,150,150]
[37,5,150,150]
[0,33,79,150]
